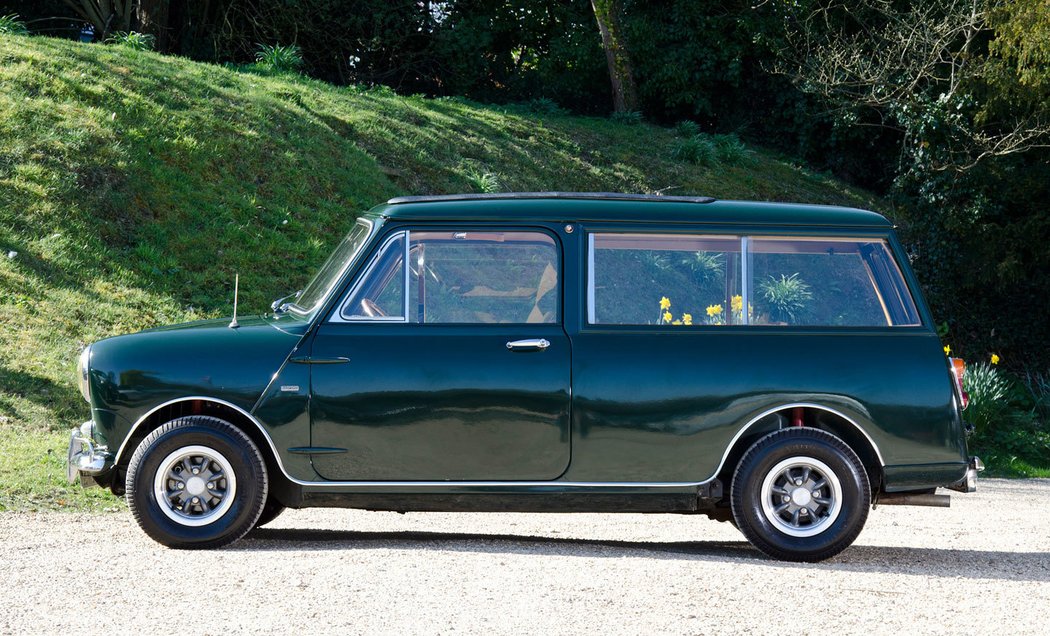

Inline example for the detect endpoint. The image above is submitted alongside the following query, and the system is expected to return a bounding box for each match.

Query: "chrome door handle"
[506,338,551,351]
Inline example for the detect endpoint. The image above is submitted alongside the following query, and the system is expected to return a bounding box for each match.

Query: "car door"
[308,226,571,481]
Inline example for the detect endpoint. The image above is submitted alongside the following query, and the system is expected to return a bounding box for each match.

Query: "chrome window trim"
[115,397,884,489]
[586,233,596,324]
[329,230,409,323]
[740,236,751,325]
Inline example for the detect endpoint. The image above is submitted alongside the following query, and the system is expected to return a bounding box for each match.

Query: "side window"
[748,238,919,327]
[341,233,406,320]
[588,233,920,328]
[589,233,741,325]
[339,230,559,324]
[410,231,559,324]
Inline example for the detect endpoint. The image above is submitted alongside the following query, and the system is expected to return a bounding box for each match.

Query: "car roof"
[372,192,892,229]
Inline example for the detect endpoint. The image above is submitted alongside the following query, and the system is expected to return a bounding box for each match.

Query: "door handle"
[506,338,551,351]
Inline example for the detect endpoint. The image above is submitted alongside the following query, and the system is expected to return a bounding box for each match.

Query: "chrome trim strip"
[586,233,595,324]
[116,397,884,489]
[740,236,750,325]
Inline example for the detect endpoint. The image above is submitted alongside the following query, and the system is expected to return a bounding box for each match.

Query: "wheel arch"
[716,403,884,493]
[112,397,296,504]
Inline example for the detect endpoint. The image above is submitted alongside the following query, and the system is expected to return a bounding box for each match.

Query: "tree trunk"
[590,0,639,113]
[137,0,171,51]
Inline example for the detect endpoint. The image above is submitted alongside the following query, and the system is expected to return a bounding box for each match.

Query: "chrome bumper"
[947,455,983,493]
[66,421,112,487]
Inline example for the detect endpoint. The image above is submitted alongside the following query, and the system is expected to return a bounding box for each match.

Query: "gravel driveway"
[2,478,1048,635]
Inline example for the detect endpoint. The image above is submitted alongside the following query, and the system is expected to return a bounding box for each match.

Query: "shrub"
[462,163,501,193]
[106,32,155,51]
[0,14,27,35]
[673,120,700,137]
[525,97,567,116]
[759,273,812,323]
[671,134,716,166]
[713,133,749,164]
[964,362,1013,436]
[255,43,304,73]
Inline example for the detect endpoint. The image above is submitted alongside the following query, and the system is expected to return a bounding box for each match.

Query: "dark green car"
[68,193,980,561]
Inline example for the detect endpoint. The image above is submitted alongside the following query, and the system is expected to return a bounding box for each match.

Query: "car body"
[69,192,980,560]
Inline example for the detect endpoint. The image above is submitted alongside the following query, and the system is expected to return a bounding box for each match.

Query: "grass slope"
[0,34,880,510]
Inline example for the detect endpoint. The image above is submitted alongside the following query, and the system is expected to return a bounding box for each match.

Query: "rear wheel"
[731,428,870,562]
[126,416,268,549]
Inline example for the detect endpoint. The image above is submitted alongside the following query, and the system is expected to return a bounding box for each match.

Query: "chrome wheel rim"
[760,456,842,538]
[153,445,237,527]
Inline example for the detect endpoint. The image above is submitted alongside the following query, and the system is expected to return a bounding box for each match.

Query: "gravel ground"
[2,478,1048,635]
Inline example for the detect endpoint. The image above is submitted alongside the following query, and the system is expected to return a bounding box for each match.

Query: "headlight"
[77,345,91,403]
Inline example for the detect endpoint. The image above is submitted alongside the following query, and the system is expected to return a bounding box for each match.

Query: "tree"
[774,0,1049,174]
[590,0,639,113]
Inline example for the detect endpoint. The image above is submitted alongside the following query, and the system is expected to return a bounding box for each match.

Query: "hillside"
[0,35,879,510]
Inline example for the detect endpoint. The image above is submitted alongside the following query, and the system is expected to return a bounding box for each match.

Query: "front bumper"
[66,421,112,487]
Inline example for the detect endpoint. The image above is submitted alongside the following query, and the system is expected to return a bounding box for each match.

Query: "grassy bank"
[0,33,904,510]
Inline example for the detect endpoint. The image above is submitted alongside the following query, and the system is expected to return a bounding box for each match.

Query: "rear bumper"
[66,421,113,487]
[946,455,983,493]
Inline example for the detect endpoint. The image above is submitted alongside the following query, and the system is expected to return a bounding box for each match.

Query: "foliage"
[672,134,716,166]
[673,120,700,137]
[961,361,1050,476]
[0,13,27,35]
[759,273,812,324]
[254,43,303,73]
[106,31,155,51]
[461,163,502,193]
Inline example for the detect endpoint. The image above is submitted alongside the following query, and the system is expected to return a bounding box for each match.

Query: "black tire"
[252,497,287,529]
[731,428,870,562]
[125,416,268,549]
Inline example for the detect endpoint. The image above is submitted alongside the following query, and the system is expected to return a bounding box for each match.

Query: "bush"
[671,134,716,166]
[963,361,1050,474]
[713,133,750,165]
[673,120,700,137]
[524,98,568,116]
[0,14,28,35]
[255,43,304,73]
[106,32,155,51]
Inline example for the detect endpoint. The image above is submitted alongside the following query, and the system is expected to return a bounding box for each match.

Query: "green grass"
[0,34,881,511]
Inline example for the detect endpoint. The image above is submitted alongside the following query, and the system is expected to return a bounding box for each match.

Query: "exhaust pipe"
[875,492,950,508]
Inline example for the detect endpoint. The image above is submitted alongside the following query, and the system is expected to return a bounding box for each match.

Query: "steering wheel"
[359,298,387,318]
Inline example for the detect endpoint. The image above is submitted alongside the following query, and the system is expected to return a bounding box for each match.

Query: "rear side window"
[589,234,741,325]
[588,233,919,327]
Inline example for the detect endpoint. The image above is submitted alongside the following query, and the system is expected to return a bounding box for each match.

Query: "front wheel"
[731,428,870,562]
[126,416,268,549]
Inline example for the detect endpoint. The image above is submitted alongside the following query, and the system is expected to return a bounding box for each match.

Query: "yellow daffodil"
[663,311,672,323]
[660,296,671,310]
[672,320,682,325]
[706,304,723,317]
[731,295,743,315]
[991,353,1000,365]
[682,313,693,325]
[943,344,951,355]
